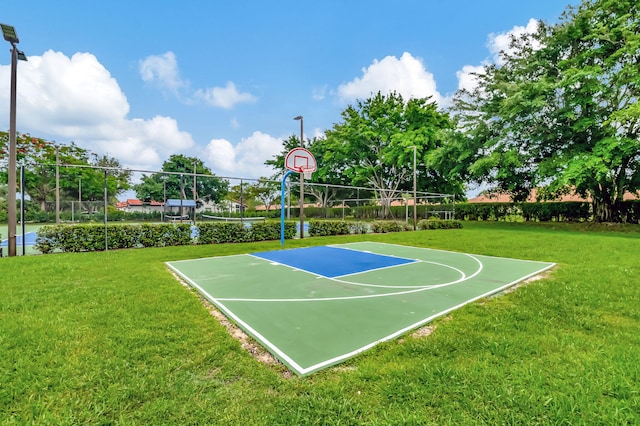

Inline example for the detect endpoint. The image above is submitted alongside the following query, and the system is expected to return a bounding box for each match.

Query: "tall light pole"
[2,23,27,257]
[293,115,304,238]
[412,145,417,230]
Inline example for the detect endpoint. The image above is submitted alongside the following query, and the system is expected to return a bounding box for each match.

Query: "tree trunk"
[592,196,621,223]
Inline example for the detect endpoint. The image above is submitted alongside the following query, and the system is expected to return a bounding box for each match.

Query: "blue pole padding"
[281,170,295,246]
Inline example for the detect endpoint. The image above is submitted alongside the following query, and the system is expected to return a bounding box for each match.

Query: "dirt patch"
[410,325,436,338]
[501,267,556,294]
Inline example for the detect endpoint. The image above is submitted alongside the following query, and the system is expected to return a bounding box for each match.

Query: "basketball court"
[167,242,555,376]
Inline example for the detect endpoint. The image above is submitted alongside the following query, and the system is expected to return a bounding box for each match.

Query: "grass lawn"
[1,222,638,424]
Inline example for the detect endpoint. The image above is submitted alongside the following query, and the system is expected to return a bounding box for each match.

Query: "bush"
[35,221,299,254]
[369,221,411,233]
[349,222,370,234]
[250,221,296,241]
[36,223,191,253]
[418,219,463,230]
[197,222,249,244]
[308,220,351,236]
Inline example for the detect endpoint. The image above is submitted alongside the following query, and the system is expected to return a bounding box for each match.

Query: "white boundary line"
[167,253,248,264]
[344,241,556,264]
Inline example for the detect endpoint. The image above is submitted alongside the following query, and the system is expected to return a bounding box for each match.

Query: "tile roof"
[468,189,640,203]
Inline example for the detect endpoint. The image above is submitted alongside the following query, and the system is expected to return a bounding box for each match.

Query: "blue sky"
[1,0,576,187]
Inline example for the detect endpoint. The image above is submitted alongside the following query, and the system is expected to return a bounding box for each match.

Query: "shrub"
[417,219,463,230]
[250,221,296,241]
[36,223,193,253]
[308,220,351,236]
[369,221,411,233]
[349,222,370,234]
[197,222,249,244]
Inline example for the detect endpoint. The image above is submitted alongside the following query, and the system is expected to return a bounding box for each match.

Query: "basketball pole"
[280,170,295,246]
[294,115,304,238]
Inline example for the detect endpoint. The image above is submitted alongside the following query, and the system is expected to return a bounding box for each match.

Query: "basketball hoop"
[285,147,317,176]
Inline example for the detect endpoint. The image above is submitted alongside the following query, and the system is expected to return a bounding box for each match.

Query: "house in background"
[116,199,164,214]
[468,189,639,203]
[116,198,247,217]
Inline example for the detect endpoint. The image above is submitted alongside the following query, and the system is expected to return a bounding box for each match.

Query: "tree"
[321,92,463,216]
[0,132,130,212]
[246,178,280,212]
[265,135,357,209]
[134,154,228,205]
[452,0,640,221]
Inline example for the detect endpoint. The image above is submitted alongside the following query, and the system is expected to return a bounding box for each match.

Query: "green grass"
[1,222,639,424]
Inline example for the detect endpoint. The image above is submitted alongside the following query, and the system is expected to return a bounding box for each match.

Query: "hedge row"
[454,200,640,223]
[454,202,591,222]
[35,221,297,254]
[418,219,463,230]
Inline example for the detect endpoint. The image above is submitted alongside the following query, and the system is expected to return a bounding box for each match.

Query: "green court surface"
[167,242,555,376]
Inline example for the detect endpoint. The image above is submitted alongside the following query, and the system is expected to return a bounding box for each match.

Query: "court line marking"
[346,241,555,265]
[168,253,248,264]
[331,259,466,288]
[247,247,475,289]
[247,248,418,280]
[212,253,484,302]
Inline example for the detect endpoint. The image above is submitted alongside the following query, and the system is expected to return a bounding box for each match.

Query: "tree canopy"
[0,132,130,211]
[267,92,463,212]
[133,154,228,204]
[451,0,640,221]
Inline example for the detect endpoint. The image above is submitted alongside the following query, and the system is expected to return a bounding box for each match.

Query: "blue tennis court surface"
[0,232,37,247]
[250,245,416,278]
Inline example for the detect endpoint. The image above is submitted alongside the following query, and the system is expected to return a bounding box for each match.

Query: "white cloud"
[488,18,540,65]
[456,64,486,92]
[139,51,185,92]
[139,51,256,109]
[194,81,257,109]
[0,50,193,171]
[337,52,444,105]
[205,131,282,179]
[454,19,540,93]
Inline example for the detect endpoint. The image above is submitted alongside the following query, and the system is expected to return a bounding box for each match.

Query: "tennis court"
[167,242,555,376]
[1,231,37,247]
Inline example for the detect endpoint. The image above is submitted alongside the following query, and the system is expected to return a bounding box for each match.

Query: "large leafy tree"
[0,132,130,211]
[322,92,463,214]
[245,178,280,211]
[134,154,228,204]
[266,135,361,208]
[453,0,640,221]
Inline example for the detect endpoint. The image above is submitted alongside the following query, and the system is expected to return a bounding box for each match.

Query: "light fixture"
[1,23,19,44]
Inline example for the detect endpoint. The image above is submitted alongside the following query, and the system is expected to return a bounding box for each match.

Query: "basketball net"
[301,166,313,180]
